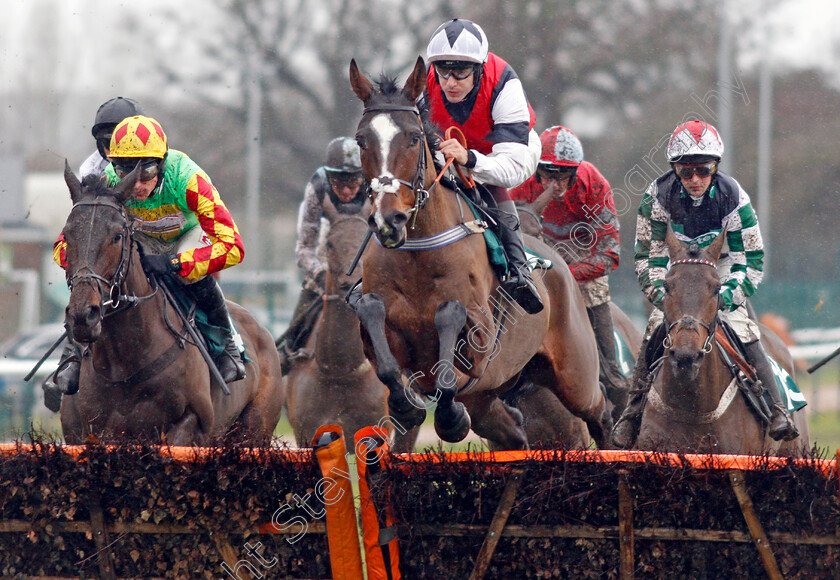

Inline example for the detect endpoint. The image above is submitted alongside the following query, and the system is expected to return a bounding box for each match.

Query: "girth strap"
[92,337,184,388]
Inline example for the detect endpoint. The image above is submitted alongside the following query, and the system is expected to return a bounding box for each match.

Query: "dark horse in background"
[348,57,612,450]
[59,163,285,445]
[636,227,809,455]
[283,198,418,451]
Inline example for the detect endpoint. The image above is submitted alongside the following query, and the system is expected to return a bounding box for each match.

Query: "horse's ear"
[64,160,83,204]
[665,224,685,258]
[402,56,427,102]
[349,59,373,104]
[706,227,728,263]
[530,182,556,215]
[112,163,140,204]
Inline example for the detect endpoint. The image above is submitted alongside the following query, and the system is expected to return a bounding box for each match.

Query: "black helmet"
[323,137,362,174]
[91,97,144,137]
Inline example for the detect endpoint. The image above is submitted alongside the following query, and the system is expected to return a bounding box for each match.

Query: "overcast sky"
[2,0,839,96]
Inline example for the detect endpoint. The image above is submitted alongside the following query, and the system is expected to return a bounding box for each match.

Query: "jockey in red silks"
[511,125,627,409]
[418,18,543,315]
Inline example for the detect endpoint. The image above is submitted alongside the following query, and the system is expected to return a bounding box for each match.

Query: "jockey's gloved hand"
[141,254,181,277]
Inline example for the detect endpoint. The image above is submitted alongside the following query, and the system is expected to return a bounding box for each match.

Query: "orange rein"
[433,127,475,189]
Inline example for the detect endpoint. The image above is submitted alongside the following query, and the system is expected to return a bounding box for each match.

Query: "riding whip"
[806,345,840,374]
[23,329,69,382]
[346,230,373,277]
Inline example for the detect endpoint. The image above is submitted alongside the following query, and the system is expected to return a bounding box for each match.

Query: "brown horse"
[348,57,611,450]
[59,163,285,445]
[283,199,419,452]
[636,228,810,456]
[512,192,642,448]
[507,303,642,449]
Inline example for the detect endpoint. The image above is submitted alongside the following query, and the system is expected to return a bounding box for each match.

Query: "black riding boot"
[41,340,81,412]
[495,200,544,315]
[588,303,629,414]
[744,340,799,441]
[188,276,246,384]
[611,337,652,449]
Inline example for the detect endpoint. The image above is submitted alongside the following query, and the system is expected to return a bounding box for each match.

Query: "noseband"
[361,103,430,217]
[662,257,721,356]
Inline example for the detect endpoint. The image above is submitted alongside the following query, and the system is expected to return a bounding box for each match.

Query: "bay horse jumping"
[348,57,611,450]
[283,198,419,452]
[59,163,285,445]
[636,228,810,456]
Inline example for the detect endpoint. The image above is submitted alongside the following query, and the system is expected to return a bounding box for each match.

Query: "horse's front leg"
[354,293,426,429]
[433,301,472,442]
[166,411,209,446]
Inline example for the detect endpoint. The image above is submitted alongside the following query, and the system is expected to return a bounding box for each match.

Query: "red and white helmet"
[427,19,489,64]
[666,120,724,162]
[539,125,583,167]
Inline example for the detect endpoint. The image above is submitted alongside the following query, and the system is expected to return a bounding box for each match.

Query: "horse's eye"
[112,233,122,244]
[356,136,366,150]
[409,133,421,146]
[662,282,670,294]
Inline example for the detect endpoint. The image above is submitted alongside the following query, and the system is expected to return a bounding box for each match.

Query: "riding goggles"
[536,165,574,182]
[96,134,113,155]
[434,64,475,81]
[674,161,717,179]
[112,159,162,182]
[327,172,365,190]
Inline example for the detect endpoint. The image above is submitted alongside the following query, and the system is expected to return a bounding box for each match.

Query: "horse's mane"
[367,73,414,108]
[686,242,703,259]
[79,173,123,204]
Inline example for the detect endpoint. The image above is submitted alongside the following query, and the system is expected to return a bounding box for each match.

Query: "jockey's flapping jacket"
[54,149,244,282]
[419,52,540,189]
[510,161,620,282]
[634,170,764,311]
[295,167,365,280]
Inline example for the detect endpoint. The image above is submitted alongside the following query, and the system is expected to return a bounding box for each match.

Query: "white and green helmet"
[324,137,362,174]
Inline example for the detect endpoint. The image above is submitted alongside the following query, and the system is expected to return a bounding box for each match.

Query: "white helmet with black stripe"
[427,19,489,64]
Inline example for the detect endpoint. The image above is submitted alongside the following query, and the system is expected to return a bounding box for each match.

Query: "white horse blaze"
[368,114,401,233]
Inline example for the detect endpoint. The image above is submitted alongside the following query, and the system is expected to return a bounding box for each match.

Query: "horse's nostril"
[391,213,407,227]
[85,305,102,327]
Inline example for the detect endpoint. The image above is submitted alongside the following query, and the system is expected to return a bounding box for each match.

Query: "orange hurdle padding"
[311,425,364,580]
[393,448,838,475]
[355,426,401,580]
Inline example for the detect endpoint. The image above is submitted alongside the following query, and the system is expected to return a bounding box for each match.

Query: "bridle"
[67,196,156,312]
[361,103,431,219]
[662,257,720,356]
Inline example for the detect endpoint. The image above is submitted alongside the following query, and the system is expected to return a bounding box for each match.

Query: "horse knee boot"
[495,200,544,315]
[745,341,799,441]
[42,341,82,412]
[190,277,246,384]
[611,338,652,449]
[588,303,628,411]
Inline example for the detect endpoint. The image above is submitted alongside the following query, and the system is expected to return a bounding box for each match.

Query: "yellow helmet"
[109,115,168,159]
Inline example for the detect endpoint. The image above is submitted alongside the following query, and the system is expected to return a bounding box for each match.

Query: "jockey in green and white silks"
[611,119,799,448]
[635,168,764,341]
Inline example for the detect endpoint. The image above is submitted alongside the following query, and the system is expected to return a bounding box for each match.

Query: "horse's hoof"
[434,401,471,443]
[387,392,426,430]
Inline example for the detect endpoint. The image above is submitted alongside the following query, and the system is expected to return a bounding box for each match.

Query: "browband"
[363,104,420,115]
